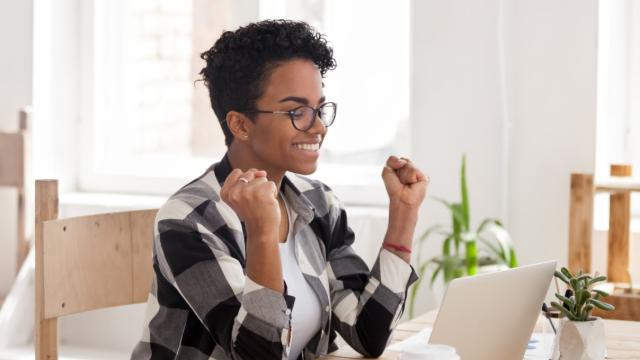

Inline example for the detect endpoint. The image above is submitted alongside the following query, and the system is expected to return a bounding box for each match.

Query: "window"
[596,0,640,218]
[75,0,409,204]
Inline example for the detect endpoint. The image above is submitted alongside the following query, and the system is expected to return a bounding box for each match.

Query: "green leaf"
[578,289,591,305]
[574,290,584,309]
[570,278,579,291]
[451,203,463,255]
[577,274,591,282]
[476,218,503,234]
[561,267,574,280]
[593,289,609,298]
[442,234,454,257]
[583,304,594,321]
[430,263,443,287]
[508,248,518,268]
[554,271,571,285]
[588,276,607,286]
[555,293,575,312]
[452,267,465,279]
[480,223,516,268]
[465,239,478,275]
[433,197,466,227]
[460,154,470,231]
[440,256,464,283]
[589,299,615,312]
[551,301,578,321]
[478,236,507,264]
[574,290,590,315]
[415,225,450,265]
[417,224,448,244]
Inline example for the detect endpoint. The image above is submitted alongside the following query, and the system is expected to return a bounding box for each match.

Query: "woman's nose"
[307,112,327,134]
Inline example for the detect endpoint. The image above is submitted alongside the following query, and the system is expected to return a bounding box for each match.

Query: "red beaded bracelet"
[382,242,412,254]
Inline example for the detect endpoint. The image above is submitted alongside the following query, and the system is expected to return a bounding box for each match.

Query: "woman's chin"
[290,162,318,175]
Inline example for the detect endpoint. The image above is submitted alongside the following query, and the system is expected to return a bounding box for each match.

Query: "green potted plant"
[408,155,518,318]
[551,267,614,360]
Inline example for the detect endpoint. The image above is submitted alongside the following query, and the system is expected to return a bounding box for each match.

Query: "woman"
[132,20,429,360]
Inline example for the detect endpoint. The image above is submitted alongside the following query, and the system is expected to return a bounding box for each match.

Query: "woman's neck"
[226,145,285,189]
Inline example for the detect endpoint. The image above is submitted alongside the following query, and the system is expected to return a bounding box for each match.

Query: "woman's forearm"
[245,224,284,293]
[383,202,419,263]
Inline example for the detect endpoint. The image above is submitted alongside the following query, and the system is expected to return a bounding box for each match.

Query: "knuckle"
[229,189,241,203]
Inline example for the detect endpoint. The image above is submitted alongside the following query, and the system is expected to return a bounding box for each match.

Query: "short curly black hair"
[199,19,337,146]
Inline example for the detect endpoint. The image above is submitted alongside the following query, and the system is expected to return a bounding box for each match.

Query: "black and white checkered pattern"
[131,155,418,359]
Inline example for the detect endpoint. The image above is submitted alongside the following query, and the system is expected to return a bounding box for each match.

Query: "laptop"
[428,260,556,360]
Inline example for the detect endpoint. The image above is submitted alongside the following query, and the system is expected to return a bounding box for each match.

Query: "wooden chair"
[34,179,157,359]
[569,164,640,320]
[0,108,30,274]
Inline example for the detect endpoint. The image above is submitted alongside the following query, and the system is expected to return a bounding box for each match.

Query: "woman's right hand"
[220,168,281,236]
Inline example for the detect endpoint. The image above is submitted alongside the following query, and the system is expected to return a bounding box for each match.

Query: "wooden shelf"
[593,293,640,321]
[569,165,639,321]
[595,177,640,192]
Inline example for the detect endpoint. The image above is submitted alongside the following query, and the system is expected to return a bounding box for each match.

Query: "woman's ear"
[226,111,251,141]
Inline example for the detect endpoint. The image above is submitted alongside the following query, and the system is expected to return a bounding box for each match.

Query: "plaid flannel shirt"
[131,155,418,359]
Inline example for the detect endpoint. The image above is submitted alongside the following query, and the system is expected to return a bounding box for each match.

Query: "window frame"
[63,0,403,206]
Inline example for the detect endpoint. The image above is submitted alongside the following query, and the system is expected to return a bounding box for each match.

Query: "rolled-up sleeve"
[327,200,418,358]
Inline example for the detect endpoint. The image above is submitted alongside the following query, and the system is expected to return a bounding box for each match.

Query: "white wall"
[504,0,598,266]
[0,0,33,296]
[410,0,598,315]
[0,0,608,335]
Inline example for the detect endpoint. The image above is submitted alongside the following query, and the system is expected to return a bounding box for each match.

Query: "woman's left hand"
[381,156,429,208]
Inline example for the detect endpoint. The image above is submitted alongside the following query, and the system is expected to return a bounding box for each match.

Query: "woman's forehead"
[260,59,324,102]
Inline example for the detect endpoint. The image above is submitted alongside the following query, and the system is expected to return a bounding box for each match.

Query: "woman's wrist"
[387,204,418,239]
[382,242,412,253]
[383,201,419,264]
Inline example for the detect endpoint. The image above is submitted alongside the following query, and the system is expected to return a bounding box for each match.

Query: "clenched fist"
[220,168,280,235]
[382,156,429,208]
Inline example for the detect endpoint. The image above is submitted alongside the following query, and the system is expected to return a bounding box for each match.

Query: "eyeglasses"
[240,102,337,132]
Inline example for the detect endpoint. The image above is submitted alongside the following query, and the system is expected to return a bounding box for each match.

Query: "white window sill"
[59,192,167,218]
[59,191,389,266]
[59,191,389,218]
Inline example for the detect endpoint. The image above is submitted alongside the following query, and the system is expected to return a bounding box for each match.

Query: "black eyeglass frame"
[239,102,337,132]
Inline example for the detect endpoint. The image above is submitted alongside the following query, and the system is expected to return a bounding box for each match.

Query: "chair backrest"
[0,108,30,272]
[35,179,158,359]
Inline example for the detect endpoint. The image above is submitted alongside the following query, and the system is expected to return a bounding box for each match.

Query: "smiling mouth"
[293,143,320,151]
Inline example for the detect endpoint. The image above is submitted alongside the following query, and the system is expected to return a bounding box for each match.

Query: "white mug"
[399,342,460,360]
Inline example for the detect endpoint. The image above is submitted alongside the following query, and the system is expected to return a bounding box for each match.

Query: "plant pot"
[552,317,606,360]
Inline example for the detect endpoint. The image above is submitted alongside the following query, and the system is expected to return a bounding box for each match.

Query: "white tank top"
[279,197,323,359]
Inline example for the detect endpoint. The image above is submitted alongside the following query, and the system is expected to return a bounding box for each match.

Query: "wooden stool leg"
[569,173,594,274]
[35,180,59,359]
[607,164,632,283]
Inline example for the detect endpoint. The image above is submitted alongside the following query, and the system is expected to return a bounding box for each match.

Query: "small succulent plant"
[551,267,615,321]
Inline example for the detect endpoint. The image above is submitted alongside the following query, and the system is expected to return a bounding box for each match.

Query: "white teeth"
[294,143,320,151]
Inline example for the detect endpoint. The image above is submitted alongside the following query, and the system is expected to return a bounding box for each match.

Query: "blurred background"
[0,0,638,357]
